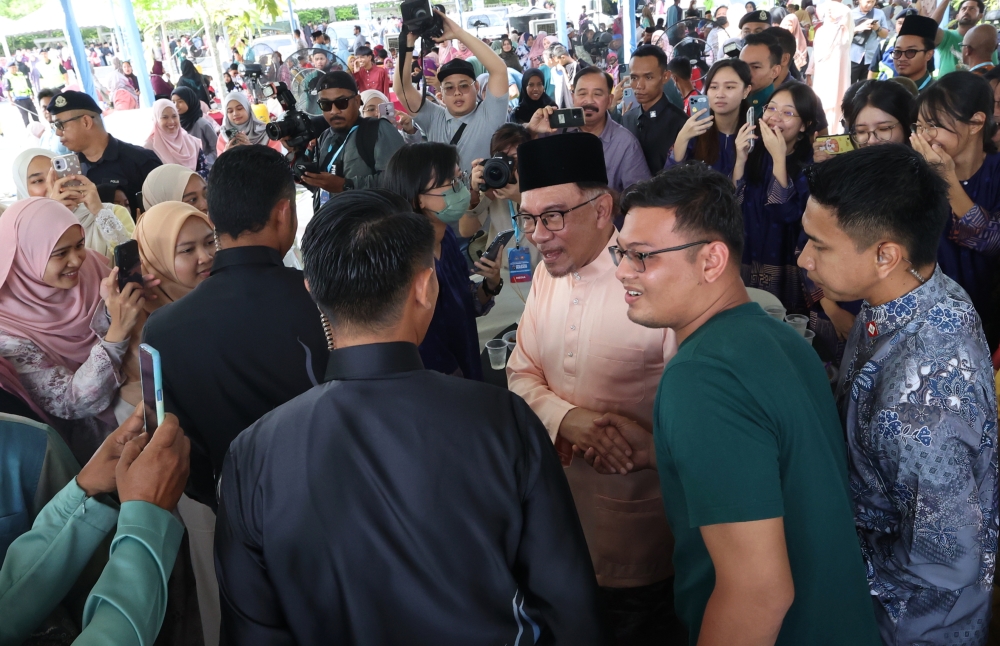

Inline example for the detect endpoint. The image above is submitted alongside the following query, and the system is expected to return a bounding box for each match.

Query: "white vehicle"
[248,34,299,59]
[464,11,509,40]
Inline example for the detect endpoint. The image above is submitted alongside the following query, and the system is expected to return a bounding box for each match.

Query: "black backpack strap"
[355,118,381,172]
[450,122,468,146]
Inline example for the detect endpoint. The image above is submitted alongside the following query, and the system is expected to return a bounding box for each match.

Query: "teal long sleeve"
[0,479,118,646]
[74,501,183,646]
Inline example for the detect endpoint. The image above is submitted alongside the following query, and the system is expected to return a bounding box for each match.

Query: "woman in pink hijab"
[780,13,809,71]
[811,0,853,130]
[528,30,548,67]
[0,197,148,463]
[145,98,204,173]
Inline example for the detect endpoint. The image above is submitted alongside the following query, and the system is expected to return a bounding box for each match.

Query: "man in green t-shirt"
[931,0,997,75]
[584,163,881,645]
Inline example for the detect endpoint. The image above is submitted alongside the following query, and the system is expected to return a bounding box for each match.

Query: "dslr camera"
[478,154,516,191]
[401,0,446,39]
[263,82,325,180]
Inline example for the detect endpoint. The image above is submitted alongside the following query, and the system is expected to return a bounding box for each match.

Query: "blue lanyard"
[326,125,358,173]
[508,200,521,248]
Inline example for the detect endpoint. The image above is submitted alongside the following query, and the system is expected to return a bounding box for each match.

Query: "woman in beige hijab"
[116,201,215,414]
[141,163,209,214]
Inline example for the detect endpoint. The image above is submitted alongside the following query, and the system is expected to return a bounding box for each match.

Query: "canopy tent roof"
[0,0,197,36]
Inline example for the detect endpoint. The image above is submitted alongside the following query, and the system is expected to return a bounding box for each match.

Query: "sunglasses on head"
[318,95,357,112]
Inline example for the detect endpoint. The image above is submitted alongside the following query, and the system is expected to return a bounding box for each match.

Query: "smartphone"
[482,229,515,262]
[224,126,238,138]
[618,63,629,78]
[816,135,856,155]
[51,153,82,187]
[746,106,756,153]
[139,344,164,435]
[377,102,396,119]
[549,107,586,129]
[622,87,638,113]
[689,94,710,120]
[113,239,144,291]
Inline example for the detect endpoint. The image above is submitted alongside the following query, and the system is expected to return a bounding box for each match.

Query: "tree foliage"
[0,0,44,20]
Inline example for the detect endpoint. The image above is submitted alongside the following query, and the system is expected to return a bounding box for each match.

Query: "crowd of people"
[1,0,1000,645]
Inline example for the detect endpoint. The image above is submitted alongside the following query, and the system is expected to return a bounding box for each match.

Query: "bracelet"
[482,277,503,297]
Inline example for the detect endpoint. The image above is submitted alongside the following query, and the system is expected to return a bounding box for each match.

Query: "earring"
[319,309,335,351]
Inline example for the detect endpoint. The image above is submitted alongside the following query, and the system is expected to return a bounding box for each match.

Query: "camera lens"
[482,158,512,189]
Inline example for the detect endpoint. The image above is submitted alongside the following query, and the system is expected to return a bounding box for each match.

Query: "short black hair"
[621,161,744,260]
[917,70,998,153]
[37,87,56,100]
[631,44,669,71]
[356,45,374,57]
[312,30,324,39]
[806,144,948,266]
[960,0,985,13]
[572,65,614,91]
[762,26,794,60]
[743,31,782,67]
[842,79,915,139]
[381,143,459,211]
[303,189,433,330]
[208,145,295,238]
[667,57,692,80]
[229,62,239,71]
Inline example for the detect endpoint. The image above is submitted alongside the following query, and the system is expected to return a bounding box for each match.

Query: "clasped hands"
[559,407,656,476]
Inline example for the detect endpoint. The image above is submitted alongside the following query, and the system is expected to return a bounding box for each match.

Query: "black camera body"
[479,154,517,191]
[291,159,321,179]
[401,0,446,39]
[264,82,321,150]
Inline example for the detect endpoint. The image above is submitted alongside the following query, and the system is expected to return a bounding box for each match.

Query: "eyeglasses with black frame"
[849,122,899,145]
[420,170,470,196]
[317,95,357,112]
[892,48,928,59]
[608,240,711,272]
[514,194,605,233]
[51,114,87,132]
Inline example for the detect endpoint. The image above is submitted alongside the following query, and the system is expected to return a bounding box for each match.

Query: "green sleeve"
[76,501,184,646]
[0,479,118,645]
[31,427,80,519]
[656,360,785,528]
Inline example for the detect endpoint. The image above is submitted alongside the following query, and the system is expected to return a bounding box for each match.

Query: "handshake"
[559,407,657,475]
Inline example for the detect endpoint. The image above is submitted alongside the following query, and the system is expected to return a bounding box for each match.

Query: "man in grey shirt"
[851,0,891,82]
[351,25,365,53]
[394,10,510,174]
[300,71,405,213]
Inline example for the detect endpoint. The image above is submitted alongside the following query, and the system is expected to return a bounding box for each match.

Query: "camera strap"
[449,123,467,146]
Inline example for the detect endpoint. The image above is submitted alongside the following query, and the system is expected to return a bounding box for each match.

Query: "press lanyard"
[508,200,521,248]
[326,125,358,173]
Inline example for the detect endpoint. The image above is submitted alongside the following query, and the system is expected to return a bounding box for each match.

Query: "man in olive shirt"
[585,164,880,645]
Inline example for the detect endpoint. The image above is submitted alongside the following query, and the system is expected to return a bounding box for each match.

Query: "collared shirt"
[850,7,891,64]
[80,135,162,214]
[747,83,775,120]
[143,246,328,506]
[216,341,603,644]
[837,268,998,645]
[621,93,688,176]
[314,117,405,211]
[567,116,652,193]
[353,64,389,96]
[413,89,508,173]
[507,244,677,587]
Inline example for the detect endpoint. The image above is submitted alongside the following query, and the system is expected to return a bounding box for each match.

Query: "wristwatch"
[482,277,504,297]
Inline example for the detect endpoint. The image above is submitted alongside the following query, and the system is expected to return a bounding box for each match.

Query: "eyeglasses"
[608,241,711,272]
[850,122,899,144]
[514,195,604,233]
[421,170,469,195]
[50,114,87,132]
[892,48,928,59]
[763,105,799,120]
[317,95,357,112]
[911,122,947,138]
[441,82,474,96]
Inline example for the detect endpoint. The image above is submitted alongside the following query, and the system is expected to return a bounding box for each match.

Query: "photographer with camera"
[393,6,511,174]
[300,71,405,212]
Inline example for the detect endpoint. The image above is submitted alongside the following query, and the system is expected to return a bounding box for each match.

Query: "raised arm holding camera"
[393,6,511,174]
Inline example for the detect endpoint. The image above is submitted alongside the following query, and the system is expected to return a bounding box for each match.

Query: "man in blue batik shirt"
[798,144,999,646]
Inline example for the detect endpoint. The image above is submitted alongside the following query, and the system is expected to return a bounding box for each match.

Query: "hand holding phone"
[549,107,586,129]
[52,153,83,187]
[481,229,515,262]
[689,95,710,120]
[746,107,756,153]
[139,344,164,435]
[377,102,396,119]
[114,240,144,292]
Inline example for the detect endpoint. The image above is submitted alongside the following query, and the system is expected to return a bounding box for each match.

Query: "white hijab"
[12,148,131,260]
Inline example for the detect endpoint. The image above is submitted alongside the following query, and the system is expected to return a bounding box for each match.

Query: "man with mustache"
[507,132,682,645]
[527,67,650,194]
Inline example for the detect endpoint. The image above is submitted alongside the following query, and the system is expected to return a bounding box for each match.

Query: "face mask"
[429,183,471,224]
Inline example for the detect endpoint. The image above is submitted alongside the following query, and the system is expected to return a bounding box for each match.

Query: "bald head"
[963,23,997,66]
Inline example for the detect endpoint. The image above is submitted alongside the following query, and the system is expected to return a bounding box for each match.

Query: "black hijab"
[171,86,203,131]
[513,68,555,123]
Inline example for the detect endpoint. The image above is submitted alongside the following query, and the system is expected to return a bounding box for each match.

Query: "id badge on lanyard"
[507,201,532,283]
[320,126,357,208]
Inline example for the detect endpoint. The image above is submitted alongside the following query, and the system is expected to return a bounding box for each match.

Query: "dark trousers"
[851,61,871,84]
[14,97,38,126]
[598,577,688,646]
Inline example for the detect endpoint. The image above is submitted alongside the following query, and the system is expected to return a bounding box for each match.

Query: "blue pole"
[287,0,297,35]
[557,0,568,46]
[115,0,155,107]
[59,0,95,98]
[623,0,636,61]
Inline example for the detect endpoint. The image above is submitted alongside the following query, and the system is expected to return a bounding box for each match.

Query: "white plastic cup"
[764,305,787,321]
[803,329,816,346]
[486,339,508,370]
[784,314,809,336]
[502,330,517,351]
